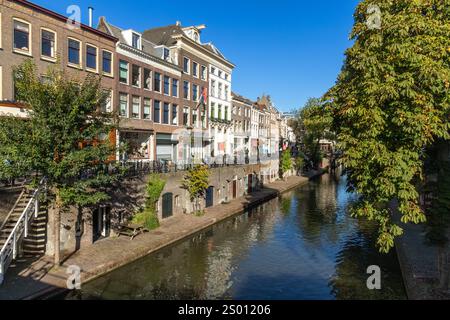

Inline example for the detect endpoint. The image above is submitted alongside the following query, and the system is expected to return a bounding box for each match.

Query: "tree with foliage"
[280,149,293,180]
[292,98,333,169]
[182,165,209,214]
[326,1,450,253]
[0,60,122,264]
[0,118,33,183]
[133,174,165,230]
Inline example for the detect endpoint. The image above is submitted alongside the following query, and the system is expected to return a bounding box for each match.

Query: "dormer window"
[193,32,199,43]
[163,48,170,61]
[132,33,140,49]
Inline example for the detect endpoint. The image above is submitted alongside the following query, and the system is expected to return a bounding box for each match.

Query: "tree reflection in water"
[60,173,406,300]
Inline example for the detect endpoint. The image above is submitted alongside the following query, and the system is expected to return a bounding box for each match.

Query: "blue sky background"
[32,0,360,112]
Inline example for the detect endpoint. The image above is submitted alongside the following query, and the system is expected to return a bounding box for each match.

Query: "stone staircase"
[0,191,34,249]
[22,208,48,257]
[0,179,46,285]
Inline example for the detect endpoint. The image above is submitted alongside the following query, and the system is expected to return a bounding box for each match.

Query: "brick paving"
[0,175,313,300]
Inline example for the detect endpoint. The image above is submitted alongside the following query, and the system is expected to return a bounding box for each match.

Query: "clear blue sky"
[32,0,359,112]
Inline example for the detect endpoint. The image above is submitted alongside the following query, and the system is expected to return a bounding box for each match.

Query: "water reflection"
[60,173,406,300]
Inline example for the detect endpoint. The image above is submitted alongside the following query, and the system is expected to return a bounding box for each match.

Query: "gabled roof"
[143,23,234,67]
[142,25,183,47]
[98,17,158,56]
[232,92,254,106]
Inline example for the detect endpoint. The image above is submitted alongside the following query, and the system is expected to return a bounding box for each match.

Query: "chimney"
[88,7,94,27]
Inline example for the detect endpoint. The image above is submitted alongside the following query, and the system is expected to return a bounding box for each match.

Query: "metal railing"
[0,178,46,285]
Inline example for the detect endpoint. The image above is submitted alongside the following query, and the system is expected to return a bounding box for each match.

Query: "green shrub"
[132,174,166,230]
[133,207,160,230]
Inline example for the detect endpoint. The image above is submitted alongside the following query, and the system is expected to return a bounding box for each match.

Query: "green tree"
[0,60,122,264]
[326,1,450,253]
[182,165,209,214]
[294,98,333,169]
[0,117,33,182]
[133,174,165,230]
[280,149,293,179]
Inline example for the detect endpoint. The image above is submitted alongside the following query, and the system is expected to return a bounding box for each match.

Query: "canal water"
[61,173,406,300]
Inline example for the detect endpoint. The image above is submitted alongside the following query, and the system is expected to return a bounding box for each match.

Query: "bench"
[117,223,149,240]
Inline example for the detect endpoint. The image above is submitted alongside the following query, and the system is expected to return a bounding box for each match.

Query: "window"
[225,106,229,120]
[164,76,170,95]
[132,65,141,87]
[218,83,223,99]
[218,70,223,78]
[153,100,161,123]
[119,60,129,84]
[13,19,31,53]
[211,66,216,75]
[132,33,140,49]
[183,57,190,74]
[225,73,229,81]
[163,103,170,124]
[119,93,128,117]
[144,69,151,90]
[163,48,170,60]
[102,90,112,113]
[132,96,140,119]
[193,110,198,127]
[143,98,151,120]
[183,107,189,126]
[183,81,189,100]
[193,84,199,102]
[41,29,56,59]
[225,85,229,100]
[201,110,206,128]
[211,80,216,97]
[193,62,199,77]
[154,72,161,92]
[86,45,98,71]
[102,50,112,75]
[68,38,81,66]
[172,79,178,97]
[210,103,215,119]
[201,65,207,80]
[218,104,222,119]
[172,104,178,125]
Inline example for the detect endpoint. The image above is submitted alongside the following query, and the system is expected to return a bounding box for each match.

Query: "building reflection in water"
[61,172,405,300]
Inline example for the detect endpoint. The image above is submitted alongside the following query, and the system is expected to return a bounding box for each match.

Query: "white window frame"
[67,37,82,69]
[40,27,57,62]
[102,49,114,77]
[131,95,141,119]
[119,60,129,85]
[143,97,152,120]
[154,72,162,93]
[201,65,207,81]
[192,61,199,78]
[163,75,170,96]
[103,89,113,113]
[13,18,32,56]
[85,43,99,73]
[143,68,152,91]
[119,93,129,118]
[131,64,141,88]
[183,81,190,101]
[172,78,179,98]
[183,57,190,74]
